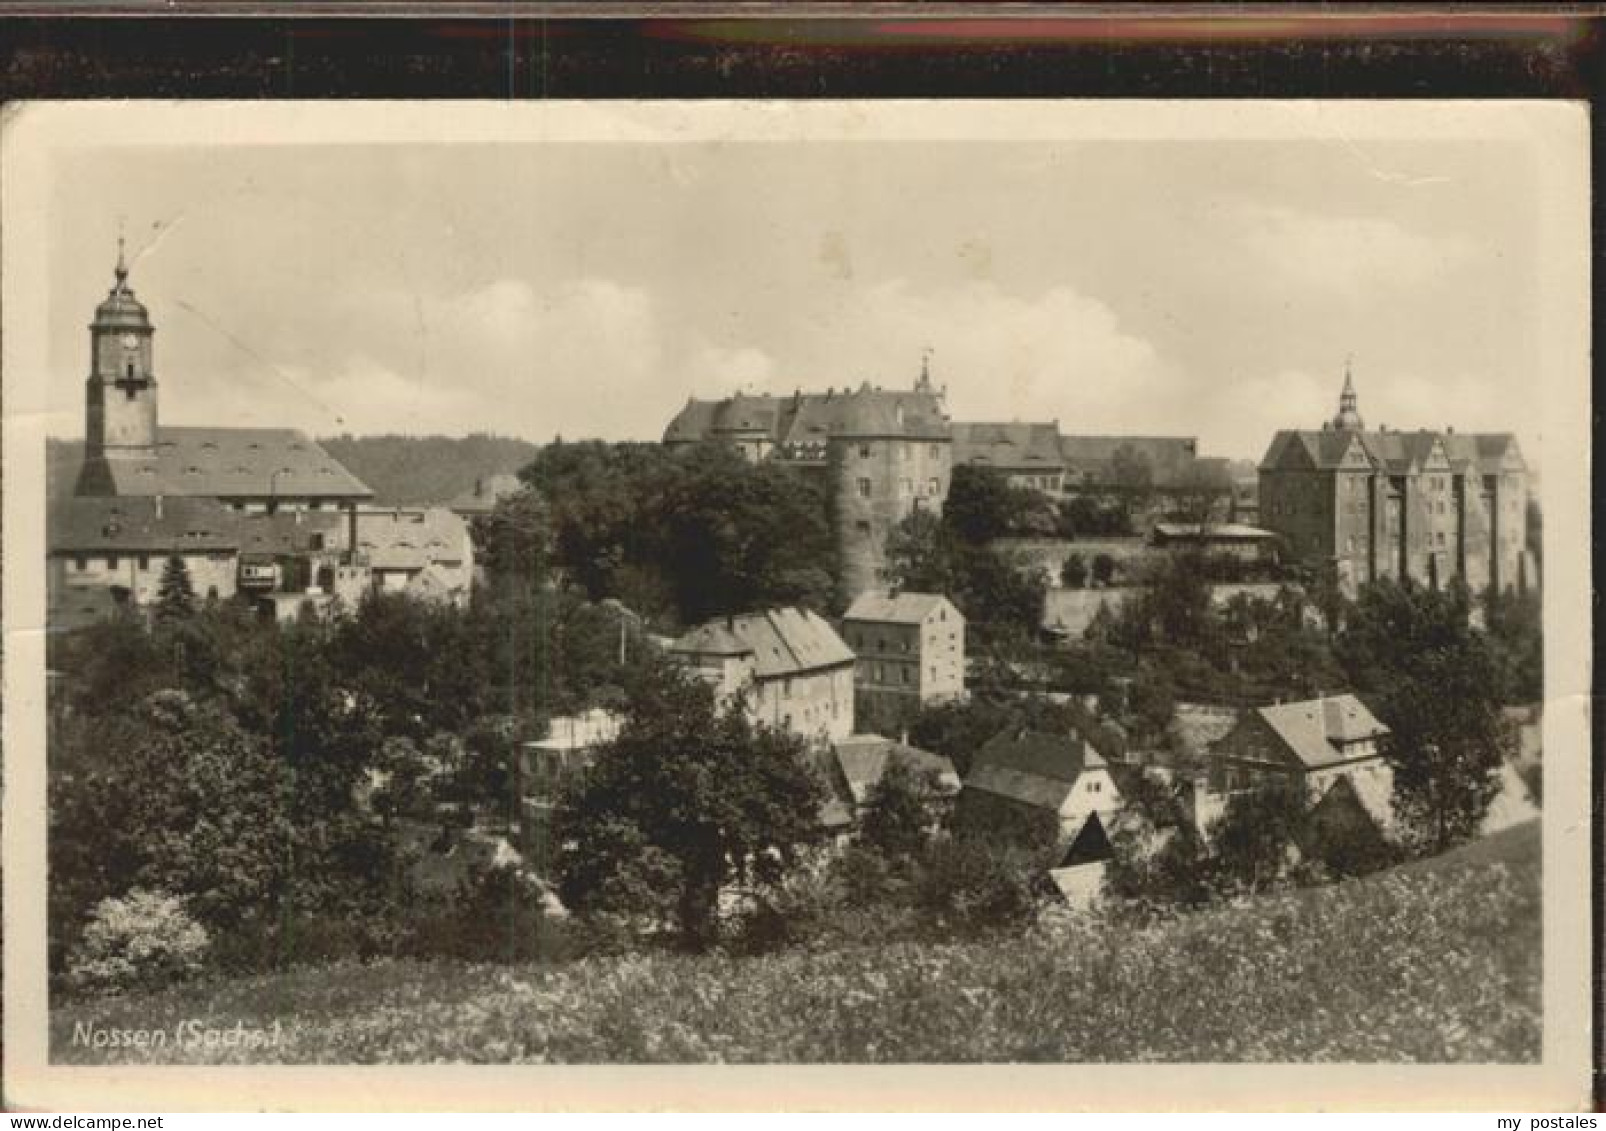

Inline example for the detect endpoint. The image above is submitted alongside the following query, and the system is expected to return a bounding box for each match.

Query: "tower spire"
[113,223,128,289]
[1333,355,1363,431]
[917,347,933,392]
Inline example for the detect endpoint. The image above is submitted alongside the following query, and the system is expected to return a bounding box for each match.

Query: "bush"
[66,889,210,997]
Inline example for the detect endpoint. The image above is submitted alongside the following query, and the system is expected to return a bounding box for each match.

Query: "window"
[857,478,872,498]
[929,444,940,459]
[855,520,871,536]
[899,477,912,497]
[1089,780,1101,793]
[74,555,87,571]
[928,477,939,496]
[107,555,119,570]
[902,667,911,685]
[137,554,150,571]
[859,444,871,459]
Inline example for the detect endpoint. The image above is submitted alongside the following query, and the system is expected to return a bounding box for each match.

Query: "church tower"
[84,238,158,461]
[1331,358,1364,432]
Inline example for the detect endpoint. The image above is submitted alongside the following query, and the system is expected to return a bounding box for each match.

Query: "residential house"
[669,607,856,742]
[840,590,964,714]
[961,726,1123,847]
[348,506,475,606]
[1213,693,1391,794]
[519,708,625,795]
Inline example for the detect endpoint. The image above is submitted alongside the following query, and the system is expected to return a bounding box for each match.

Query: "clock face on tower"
[119,333,139,350]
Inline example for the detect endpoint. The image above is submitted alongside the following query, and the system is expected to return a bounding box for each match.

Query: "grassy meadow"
[52,822,1540,1065]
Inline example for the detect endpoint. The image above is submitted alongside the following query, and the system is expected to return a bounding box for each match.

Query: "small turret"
[1331,357,1364,432]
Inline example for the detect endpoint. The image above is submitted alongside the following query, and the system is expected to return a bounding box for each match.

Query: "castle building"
[663,365,953,602]
[1257,368,1530,595]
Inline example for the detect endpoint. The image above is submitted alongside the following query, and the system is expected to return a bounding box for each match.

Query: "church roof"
[79,427,373,500]
[671,607,855,679]
[91,249,152,331]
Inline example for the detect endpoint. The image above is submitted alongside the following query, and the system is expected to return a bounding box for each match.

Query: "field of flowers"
[52,821,1540,1064]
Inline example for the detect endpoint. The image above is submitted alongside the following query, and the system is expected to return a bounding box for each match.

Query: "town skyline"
[42,133,1545,465]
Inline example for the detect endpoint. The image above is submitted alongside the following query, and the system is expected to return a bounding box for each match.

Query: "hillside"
[315,434,537,507]
[52,822,1540,1064]
[45,434,538,508]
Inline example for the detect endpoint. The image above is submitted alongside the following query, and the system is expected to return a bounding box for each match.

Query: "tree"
[1109,444,1154,501]
[944,465,1031,544]
[50,690,293,965]
[155,555,195,621]
[859,756,946,861]
[1336,579,1513,854]
[1091,553,1117,587]
[1207,775,1311,895]
[1484,586,1543,704]
[1061,553,1088,589]
[1102,770,1210,912]
[557,662,825,948]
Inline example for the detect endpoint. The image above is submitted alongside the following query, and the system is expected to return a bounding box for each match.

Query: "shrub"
[66,889,210,996]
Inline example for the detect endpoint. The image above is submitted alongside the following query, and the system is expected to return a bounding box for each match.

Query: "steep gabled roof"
[671,607,855,678]
[832,734,961,806]
[842,590,957,626]
[965,728,1108,812]
[1254,694,1390,770]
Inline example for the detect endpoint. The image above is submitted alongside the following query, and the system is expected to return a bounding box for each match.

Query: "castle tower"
[84,238,158,461]
[1331,358,1364,432]
[830,370,952,604]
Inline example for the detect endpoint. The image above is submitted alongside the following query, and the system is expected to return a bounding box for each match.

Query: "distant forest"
[316,434,538,506]
[46,433,539,507]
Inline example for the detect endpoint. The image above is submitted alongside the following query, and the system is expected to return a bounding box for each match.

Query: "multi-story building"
[839,590,964,714]
[663,367,952,602]
[1258,369,1529,595]
[669,607,857,743]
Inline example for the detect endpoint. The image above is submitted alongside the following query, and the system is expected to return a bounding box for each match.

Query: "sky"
[44,133,1544,464]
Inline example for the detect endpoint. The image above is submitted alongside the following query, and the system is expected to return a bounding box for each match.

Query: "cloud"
[1230,202,1476,295]
[793,279,1173,431]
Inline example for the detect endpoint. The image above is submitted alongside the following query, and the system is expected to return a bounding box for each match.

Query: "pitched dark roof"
[1060,435,1199,484]
[951,421,1064,473]
[355,507,471,571]
[1261,426,1522,477]
[49,495,240,553]
[671,607,855,678]
[965,728,1108,811]
[77,426,372,500]
[832,734,961,805]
